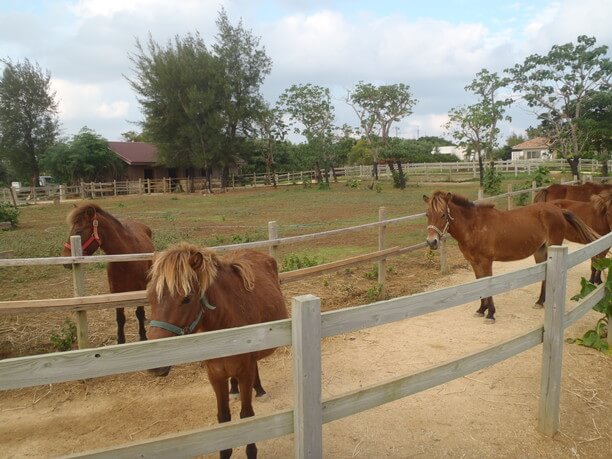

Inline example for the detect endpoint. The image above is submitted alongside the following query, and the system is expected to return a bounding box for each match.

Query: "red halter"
[64,213,102,252]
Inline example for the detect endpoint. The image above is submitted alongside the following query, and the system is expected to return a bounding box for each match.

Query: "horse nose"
[148,366,172,377]
[427,238,439,250]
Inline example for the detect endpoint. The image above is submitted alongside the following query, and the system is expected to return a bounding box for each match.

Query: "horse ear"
[445,192,453,202]
[85,205,96,219]
[189,251,204,271]
[422,195,429,203]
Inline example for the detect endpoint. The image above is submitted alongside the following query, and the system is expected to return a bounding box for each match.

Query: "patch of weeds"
[323,279,329,287]
[363,264,378,280]
[117,202,125,208]
[317,182,330,191]
[302,180,312,189]
[231,233,256,244]
[281,253,322,272]
[367,283,383,301]
[374,182,383,193]
[387,266,396,275]
[94,262,106,270]
[346,178,359,188]
[163,212,177,222]
[50,318,77,352]
[0,203,19,228]
[344,268,354,275]
[212,235,226,245]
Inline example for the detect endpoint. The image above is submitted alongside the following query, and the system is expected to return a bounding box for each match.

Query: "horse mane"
[67,203,122,226]
[591,189,612,214]
[149,243,255,302]
[533,188,547,202]
[430,191,493,213]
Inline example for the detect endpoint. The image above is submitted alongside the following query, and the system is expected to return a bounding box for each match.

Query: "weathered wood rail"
[0,233,609,458]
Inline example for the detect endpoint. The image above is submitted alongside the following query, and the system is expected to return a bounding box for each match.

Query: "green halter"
[149,295,216,336]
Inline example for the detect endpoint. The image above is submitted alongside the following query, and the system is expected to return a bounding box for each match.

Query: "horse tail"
[534,188,547,202]
[562,210,601,244]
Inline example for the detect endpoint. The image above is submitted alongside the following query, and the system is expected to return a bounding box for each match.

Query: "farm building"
[511,137,553,160]
[431,145,470,161]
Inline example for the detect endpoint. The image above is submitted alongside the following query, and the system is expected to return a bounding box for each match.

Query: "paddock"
[0,184,610,458]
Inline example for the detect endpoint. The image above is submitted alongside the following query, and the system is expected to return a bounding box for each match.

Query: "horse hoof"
[533,303,544,309]
[484,318,495,324]
[256,393,270,402]
[474,312,485,317]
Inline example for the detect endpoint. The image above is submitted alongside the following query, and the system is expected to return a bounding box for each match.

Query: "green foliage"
[0,203,19,228]
[281,253,322,272]
[482,166,503,195]
[0,58,60,183]
[50,318,77,352]
[317,181,330,191]
[374,182,383,193]
[533,166,551,187]
[568,258,611,353]
[512,167,551,206]
[346,178,360,188]
[512,182,532,206]
[363,264,378,280]
[231,233,257,244]
[367,283,383,301]
[42,128,124,184]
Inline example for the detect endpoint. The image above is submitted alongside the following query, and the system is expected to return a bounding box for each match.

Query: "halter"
[149,295,216,336]
[64,212,101,252]
[427,203,454,238]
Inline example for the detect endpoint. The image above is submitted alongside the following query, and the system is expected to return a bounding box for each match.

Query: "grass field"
[0,177,569,357]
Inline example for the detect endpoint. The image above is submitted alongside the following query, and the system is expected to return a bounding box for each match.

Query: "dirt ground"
[1,242,610,458]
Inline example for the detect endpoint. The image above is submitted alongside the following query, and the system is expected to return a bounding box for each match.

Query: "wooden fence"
[2,158,609,206]
[0,234,609,458]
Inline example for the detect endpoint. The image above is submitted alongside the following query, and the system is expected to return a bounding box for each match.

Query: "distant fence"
[1,158,609,206]
[0,235,609,458]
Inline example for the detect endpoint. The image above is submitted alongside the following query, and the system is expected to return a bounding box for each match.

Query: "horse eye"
[181,296,191,304]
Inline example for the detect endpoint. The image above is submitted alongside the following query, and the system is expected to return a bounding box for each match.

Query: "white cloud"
[51,79,129,121]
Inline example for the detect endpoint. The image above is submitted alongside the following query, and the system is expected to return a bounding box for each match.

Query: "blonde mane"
[149,243,256,301]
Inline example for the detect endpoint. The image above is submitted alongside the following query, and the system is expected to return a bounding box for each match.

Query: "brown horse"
[423,191,600,322]
[62,203,154,344]
[549,191,612,284]
[534,181,612,203]
[146,242,288,459]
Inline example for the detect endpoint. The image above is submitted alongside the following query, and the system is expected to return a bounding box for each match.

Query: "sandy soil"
[1,243,610,458]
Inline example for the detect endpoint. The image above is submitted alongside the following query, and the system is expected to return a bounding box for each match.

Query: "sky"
[1,0,611,143]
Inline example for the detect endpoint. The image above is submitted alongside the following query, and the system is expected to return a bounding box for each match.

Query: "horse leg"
[115,308,126,344]
[210,376,232,459]
[533,245,548,308]
[238,362,257,459]
[135,306,147,341]
[470,261,495,322]
[230,364,265,398]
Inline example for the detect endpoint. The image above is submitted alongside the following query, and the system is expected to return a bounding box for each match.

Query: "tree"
[121,130,148,142]
[577,90,611,176]
[278,84,335,183]
[42,127,124,184]
[445,69,511,185]
[255,103,287,187]
[347,82,417,185]
[507,35,612,178]
[127,33,226,190]
[213,8,272,188]
[0,58,60,185]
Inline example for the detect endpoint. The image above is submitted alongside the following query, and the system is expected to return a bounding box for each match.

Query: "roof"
[107,141,158,165]
[512,137,551,150]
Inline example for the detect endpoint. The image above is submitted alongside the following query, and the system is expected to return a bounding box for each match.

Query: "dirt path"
[1,243,610,458]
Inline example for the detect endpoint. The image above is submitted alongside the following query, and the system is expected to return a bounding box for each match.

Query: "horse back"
[548,199,610,235]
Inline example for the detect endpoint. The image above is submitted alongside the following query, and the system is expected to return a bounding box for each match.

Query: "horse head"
[423,191,453,250]
[146,243,219,377]
[62,204,103,267]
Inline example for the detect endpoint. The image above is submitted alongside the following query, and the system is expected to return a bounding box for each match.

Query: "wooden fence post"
[292,294,322,459]
[268,221,278,260]
[70,235,89,349]
[531,181,537,204]
[478,188,484,201]
[378,207,387,294]
[90,182,95,199]
[538,245,567,437]
[507,184,513,210]
[147,178,151,194]
[9,186,18,208]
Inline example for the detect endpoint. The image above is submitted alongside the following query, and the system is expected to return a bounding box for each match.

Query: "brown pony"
[146,242,288,459]
[549,191,612,284]
[62,203,154,344]
[423,191,600,322]
[534,181,612,202]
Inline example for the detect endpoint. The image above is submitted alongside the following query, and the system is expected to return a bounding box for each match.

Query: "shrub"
[281,253,322,272]
[533,166,551,187]
[0,203,19,228]
[483,166,502,195]
[50,318,77,352]
[363,264,378,280]
[367,283,383,301]
[374,182,383,193]
[346,178,359,188]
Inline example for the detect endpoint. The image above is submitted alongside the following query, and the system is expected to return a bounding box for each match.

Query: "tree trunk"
[478,153,484,186]
[567,157,580,180]
[330,166,337,182]
[323,168,330,185]
[314,162,323,183]
[601,151,609,177]
[206,166,213,192]
[372,160,379,180]
[396,159,406,189]
[221,165,230,189]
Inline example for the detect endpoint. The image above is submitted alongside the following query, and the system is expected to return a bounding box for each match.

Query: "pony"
[548,191,612,284]
[534,181,612,203]
[62,203,154,344]
[146,242,288,459]
[423,191,600,323]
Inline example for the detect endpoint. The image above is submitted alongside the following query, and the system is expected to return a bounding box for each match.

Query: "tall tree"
[255,103,287,187]
[42,127,124,184]
[0,58,60,185]
[278,84,335,183]
[127,33,226,189]
[578,89,612,176]
[213,8,272,187]
[347,82,417,185]
[445,69,511,185]
[507,35,611,178]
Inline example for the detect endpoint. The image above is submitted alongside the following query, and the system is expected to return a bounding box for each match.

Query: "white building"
[511,137,553,160]
[431,145,470,161]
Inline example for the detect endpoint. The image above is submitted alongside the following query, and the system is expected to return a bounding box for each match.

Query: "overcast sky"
[1,0,610,143]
